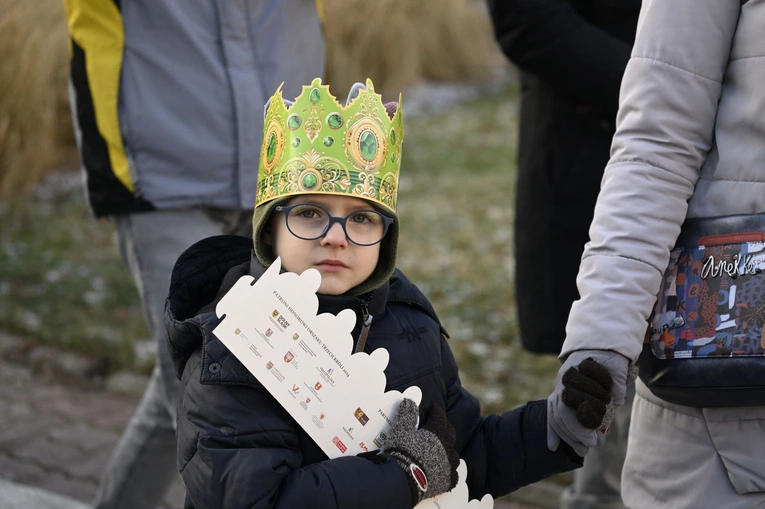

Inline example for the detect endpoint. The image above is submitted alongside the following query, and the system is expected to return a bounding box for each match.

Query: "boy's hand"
[383,398,460,505]
[546,350,637,457]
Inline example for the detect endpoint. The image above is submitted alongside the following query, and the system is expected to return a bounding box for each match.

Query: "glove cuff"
[387,449,427,506]
[563,349,630,364]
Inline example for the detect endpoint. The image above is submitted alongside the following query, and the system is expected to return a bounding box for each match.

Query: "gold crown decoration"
[256,78,403,213]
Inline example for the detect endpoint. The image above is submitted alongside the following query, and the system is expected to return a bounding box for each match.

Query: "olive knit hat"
[252,78,404,296]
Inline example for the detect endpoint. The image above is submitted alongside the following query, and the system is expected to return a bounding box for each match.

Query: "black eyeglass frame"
[274,203,395,246]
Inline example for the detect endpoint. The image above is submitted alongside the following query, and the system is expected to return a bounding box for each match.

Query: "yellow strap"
[63,0,132,192]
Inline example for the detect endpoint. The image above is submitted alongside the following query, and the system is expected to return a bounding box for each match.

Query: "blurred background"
[0,0,563,505]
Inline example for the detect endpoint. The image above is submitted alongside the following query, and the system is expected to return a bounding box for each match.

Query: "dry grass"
[0,0,77,198]
[324,0,508,100]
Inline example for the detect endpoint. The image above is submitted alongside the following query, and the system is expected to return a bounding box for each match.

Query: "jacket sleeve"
[177,353,412,509]
[487,0,631,116]
[440,340,582,500]
[560,0,741,361]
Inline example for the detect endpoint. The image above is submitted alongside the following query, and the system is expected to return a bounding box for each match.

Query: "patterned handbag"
[639,212,765,407]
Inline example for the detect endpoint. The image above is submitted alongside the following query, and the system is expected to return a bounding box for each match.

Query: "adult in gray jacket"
[62,1,325,507]
[545,0,765,507]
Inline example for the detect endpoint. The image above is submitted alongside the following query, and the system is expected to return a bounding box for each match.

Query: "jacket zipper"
[354,300,373,354]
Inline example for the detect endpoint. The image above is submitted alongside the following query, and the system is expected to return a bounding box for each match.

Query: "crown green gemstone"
[390,128,396,144]
[302,173,318,189]
[288,114,301,130]
[309,88,321,103]
[327,113,343,129]
[323,136,334,147]
[359,130,377,161]
[266,133,277,162]
[391,153,396,163]
[292,138,301,148]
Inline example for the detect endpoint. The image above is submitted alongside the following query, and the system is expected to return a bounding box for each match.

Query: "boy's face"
[264,194,382,295]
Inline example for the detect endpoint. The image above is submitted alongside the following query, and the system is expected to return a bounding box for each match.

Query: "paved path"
[0,356,185,508]
[0,351,559,509]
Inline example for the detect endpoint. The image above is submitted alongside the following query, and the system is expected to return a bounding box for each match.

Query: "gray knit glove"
[547,350,637,457]
[382,398,460,506]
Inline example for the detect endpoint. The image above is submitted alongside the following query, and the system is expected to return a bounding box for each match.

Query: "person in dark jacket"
[487,2,641,508]
[164,78,615,508]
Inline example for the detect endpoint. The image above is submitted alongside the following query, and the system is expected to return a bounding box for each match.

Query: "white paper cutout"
[213,257,493,508]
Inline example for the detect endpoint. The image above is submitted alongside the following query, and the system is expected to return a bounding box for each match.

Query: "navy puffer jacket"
[165,236,580,509]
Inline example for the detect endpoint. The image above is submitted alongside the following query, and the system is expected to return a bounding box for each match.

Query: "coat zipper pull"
[355,302,373,354]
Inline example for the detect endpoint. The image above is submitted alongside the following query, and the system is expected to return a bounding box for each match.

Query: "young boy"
[165,78,609,509]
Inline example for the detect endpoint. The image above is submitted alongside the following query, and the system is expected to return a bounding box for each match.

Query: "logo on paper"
[291,384,300,395]
[277,314,290,329]
[373,429,388,449]
[235,328,241,335]
[343,426,354,439]
[272,309,280,318]
[293,333,300,341]
[305,397,311,404]
[317,365,337,386]
[359,441,369,453]
[300,397,311,410]
[266,361,274,370]
[354,408,370,426]
[284,351,295,363]
[265,328,273,338]
[332,436,347,453]
[314,381,322,391]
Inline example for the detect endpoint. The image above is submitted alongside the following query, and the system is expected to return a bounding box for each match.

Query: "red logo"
[314,381,322,391]
[319,413,325,420]
[284,351,295,363]
[305,397,311,404]
[409,464,428,493]
[332,436,347,453]
[359,441,369,453]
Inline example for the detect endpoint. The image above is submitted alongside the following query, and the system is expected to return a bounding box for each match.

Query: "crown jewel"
[257,78,403,213]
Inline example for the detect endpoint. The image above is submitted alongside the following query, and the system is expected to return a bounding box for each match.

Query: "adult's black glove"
[547,350,637,457]
[382,398,460,506]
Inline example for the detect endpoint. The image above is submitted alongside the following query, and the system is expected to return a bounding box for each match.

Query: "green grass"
[0,188,152,373]
[0,81,559,409]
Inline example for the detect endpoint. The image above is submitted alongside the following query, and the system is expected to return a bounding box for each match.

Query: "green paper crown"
[256,77,404,213]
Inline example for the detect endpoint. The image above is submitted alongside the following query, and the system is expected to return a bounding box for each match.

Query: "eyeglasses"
[274,203,394,246]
